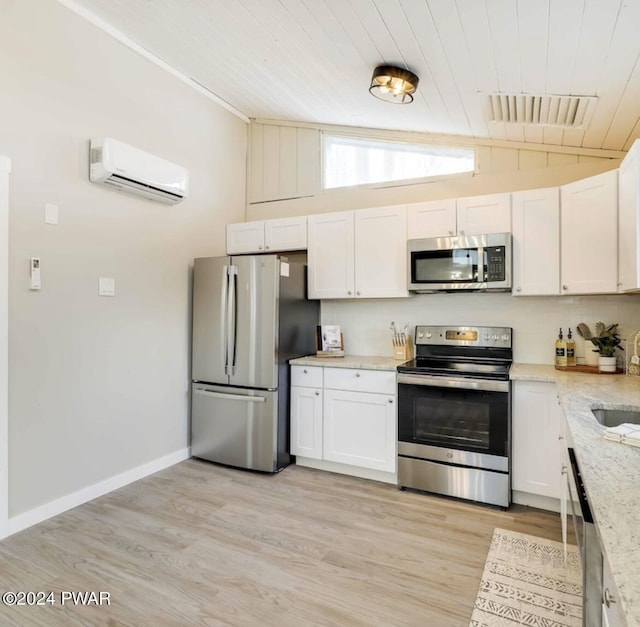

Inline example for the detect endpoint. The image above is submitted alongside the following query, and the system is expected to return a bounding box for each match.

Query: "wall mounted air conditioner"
[89,137,188,204]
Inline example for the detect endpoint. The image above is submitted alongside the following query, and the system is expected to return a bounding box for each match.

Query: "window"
[322,135,475,190]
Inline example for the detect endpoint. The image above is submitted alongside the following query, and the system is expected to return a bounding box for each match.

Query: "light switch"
[45,203,58,225]
[99,277,115,296]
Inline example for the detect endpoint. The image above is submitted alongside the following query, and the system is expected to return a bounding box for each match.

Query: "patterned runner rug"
[470,528,582,627]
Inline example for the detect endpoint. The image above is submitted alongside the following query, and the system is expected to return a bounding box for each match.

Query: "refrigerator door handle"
[193,388,267,403]
[227,265,238,376]
[221,265,229,375]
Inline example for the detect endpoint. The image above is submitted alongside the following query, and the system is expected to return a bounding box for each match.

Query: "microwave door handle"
[221,265,229,375]
[478,246,486,282]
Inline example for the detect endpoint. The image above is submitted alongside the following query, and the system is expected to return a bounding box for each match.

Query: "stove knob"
[426,332,432,339]
[492,334,498,340]
[502,334,510,341]
[484,333,490,340]
[418,332,424,338]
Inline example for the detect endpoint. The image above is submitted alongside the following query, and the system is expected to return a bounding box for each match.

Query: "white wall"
[322,294,640,366]
[0,1,247,517]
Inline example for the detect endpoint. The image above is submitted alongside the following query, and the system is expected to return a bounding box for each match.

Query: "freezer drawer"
[191,384,279,472]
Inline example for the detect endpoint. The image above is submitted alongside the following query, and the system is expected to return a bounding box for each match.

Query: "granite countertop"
[512,364,640,625]
[290,354,404,371]
[509,363,557,382]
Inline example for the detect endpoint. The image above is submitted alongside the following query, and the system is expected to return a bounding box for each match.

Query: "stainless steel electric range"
[397,325,513,508]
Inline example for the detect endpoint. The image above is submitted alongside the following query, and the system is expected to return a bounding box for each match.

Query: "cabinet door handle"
[315,391,319,396]
[258,245,263,250]
[356,291,361,296]
[303,369,308,374]
[448,230,454,235]
[561,463,567,476]
[604,588,616,608]
[388,398,393,403]
[562,285,568,291]
[516,287,522,292]
[347,290,352,295]
[355,372,360,377]
[265,245,270,250]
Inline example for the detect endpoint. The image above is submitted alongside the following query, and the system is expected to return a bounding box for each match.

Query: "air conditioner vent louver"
[486,93,597,128]
[90,147,102,164]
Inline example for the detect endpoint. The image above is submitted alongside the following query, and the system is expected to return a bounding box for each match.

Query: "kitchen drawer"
[324,368,396,395]
[291,365,323,388]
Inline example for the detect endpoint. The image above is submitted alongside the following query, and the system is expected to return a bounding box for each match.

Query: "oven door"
[397,374,510,469]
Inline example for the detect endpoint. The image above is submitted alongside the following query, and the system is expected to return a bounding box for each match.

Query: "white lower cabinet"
[512,381,563,500]
[290,366,323,459]
[290,365,397,476]
[323,389,396,472]
[290,385,323,460]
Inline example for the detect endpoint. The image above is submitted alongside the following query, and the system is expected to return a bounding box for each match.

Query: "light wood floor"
[0,460,568,626]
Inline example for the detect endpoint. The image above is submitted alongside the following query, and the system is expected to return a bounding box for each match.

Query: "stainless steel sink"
[591,407,640,428]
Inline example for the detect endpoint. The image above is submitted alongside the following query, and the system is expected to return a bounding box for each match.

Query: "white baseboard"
[512,490,561,513]
[6,447,191,537]
[295,456,397,485]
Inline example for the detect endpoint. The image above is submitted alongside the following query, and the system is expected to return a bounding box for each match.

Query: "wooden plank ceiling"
[68,0,640,151]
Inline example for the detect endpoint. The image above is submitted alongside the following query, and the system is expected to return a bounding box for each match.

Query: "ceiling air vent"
[486,93,597,128]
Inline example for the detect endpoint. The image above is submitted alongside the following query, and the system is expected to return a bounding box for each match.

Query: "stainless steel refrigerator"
[191,254,319,472]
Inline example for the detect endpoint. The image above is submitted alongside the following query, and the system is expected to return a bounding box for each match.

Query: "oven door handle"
[397,373,510,393]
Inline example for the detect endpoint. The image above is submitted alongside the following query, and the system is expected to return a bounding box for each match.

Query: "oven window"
[415,397,490,448]
[398,383,509,456]
[412,249,482,283]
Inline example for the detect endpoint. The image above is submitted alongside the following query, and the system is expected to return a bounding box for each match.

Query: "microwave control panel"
[486,246,506,281]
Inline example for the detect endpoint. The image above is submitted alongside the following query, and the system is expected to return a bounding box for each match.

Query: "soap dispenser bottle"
[566,328,576,366]
[555,328,567,367]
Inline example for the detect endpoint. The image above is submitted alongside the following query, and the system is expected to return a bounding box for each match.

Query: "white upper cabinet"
[264,216,307,251]
[560,170,618,295]
[618,139,640,293]
[511,187,560,296]
[226,216,307,254]
[406,194,510,239]
[226,221,265,254]
[406,199,457,238]
[456,193,511,235]
[307,205,408,299]
[307,211,355,299]
[354,205,408,298]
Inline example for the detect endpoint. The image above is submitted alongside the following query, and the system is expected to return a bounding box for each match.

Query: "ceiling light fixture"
[369,65,419,104]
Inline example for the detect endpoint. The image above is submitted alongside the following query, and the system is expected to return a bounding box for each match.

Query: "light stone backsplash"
[321,293,640,365]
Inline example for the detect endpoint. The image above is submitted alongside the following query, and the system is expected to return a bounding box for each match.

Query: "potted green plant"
[577,322,622,372]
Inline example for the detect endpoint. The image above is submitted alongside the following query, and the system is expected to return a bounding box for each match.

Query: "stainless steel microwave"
[408,233,512,293]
